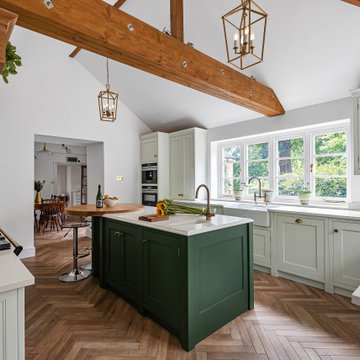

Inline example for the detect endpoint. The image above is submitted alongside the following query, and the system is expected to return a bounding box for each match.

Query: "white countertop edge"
[104,211,253,236]
[0,250,35,294]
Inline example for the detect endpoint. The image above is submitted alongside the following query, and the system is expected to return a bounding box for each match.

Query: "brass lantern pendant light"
[98,58,119,122]
[222,0,267,70]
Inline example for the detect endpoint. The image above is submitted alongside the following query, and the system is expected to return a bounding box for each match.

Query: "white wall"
[57,165,67,195]
[0,33,150,258]
[87,142,105,204]
[34,142,86,199]
[208,97,360,203]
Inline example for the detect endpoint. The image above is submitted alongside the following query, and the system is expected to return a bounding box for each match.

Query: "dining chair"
[39,199,61,233]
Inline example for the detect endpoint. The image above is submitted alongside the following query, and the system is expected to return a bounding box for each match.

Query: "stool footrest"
[77,251,90,259]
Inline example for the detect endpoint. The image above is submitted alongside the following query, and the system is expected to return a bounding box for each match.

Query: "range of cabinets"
[253,212,360,297]
[141,128,207,201]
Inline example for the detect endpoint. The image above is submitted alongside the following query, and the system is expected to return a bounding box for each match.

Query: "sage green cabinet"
[103,221,142,301]
[99,218,253,351]
[143,230,181,329]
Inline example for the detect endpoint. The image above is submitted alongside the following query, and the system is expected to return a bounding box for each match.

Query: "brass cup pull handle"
[114,231,123,237]
[142,239,148,244]
[334,229,339,233]
[295,218,303,224]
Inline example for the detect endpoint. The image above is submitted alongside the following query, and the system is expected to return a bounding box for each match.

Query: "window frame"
[309,126,351,201]
[244,138,272,197]
[274,133,307,200]
[216,121,351,203]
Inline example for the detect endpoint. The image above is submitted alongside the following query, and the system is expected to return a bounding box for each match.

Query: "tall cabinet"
[169,128,207,200]
[351,89,360,174]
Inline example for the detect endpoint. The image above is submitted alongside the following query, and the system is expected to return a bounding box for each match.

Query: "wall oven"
[142,186,158,206]
[142,163,158,185]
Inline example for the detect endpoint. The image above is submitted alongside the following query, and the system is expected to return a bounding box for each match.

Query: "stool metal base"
[80,261,92,271]
[59,269,91,282]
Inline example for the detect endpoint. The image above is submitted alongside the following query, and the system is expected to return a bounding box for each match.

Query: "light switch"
[117,176,124,181]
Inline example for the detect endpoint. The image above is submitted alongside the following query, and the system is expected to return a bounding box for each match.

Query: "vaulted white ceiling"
[6,0,360,132]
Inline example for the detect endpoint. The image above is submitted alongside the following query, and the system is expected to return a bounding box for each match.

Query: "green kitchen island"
[94,207,254,351]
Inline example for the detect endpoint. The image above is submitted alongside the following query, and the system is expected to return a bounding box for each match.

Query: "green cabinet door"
[103,221,142,301]
[142,229,182,329]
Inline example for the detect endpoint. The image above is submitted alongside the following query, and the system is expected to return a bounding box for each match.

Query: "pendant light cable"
[106,58,109,85]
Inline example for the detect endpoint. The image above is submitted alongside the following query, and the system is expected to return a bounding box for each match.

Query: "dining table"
[65,203,145,277]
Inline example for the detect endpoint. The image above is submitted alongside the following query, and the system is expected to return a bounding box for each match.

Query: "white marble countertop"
[268,205,360,220]
[0,250,34,294]
[175,199,360,220]
[104,207,253,236]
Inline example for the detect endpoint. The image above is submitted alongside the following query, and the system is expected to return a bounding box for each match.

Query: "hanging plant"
[1,42,22,84]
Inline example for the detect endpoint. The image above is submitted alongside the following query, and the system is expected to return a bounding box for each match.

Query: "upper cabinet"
[169,128,207,200]
[351,89,360,174]
[141,137,158,163]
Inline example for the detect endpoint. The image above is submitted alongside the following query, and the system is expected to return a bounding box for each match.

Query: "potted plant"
[233,180,243,200]
[34,180,45,204]
[1,42,22,84]
[298,189,312,205]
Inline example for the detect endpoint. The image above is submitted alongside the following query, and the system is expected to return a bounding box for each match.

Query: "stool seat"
[59,223,91,283]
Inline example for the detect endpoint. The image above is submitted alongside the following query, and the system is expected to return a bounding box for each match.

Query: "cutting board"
[138,214,170,222]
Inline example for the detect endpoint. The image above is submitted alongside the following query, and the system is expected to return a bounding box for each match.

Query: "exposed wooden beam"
[341,0,360,6]
[0,0,284,117]
[69,0,127,58]
[170,0,183,42]
[0,7,18,68]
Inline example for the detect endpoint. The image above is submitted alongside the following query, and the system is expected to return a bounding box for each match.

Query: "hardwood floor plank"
[21,228,360,359]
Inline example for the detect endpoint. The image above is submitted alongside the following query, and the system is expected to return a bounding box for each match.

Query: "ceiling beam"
[0,7,18,68]
[170,0,183,42]
[341,0,360,6]
[69,0,127,58]
[0,0,285,117]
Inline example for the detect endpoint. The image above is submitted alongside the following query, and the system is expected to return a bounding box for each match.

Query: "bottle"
[96,184,103,208]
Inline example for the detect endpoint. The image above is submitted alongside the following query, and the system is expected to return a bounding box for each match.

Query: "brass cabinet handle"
[142,239,148,244]
[334,229,339,233]
[295,218,303,224]
[114,231,123,237]
[154,154,157,158]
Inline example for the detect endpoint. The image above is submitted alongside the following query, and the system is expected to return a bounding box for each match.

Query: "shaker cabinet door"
[141,138,158,163]
[103,222,142,301]
[142,230,181,328]
[276,215,325,282]
[333,220,360,289]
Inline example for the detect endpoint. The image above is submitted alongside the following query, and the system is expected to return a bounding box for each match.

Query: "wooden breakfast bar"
[65,203,144,277]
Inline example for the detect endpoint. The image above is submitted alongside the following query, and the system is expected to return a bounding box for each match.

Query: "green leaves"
[2,42,22,84]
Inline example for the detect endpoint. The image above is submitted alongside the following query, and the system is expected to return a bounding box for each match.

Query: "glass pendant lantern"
[98,58,119,122]
[222,0,267,70]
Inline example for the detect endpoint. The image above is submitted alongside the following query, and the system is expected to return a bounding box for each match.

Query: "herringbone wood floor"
[22,226,360,359]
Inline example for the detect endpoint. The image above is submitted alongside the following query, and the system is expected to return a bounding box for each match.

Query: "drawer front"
[253,227,271,267]
[333,221,360,288]
[276,215,325,282]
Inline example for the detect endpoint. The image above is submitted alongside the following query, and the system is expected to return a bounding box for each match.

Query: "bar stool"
[59,223,91,282]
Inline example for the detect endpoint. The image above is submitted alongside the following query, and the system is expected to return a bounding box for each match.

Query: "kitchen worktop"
[0,249,34,293]
[104,206,253,236]
[175,199,360,220]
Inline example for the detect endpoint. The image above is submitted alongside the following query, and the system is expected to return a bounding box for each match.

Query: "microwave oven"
[142,186,158,206]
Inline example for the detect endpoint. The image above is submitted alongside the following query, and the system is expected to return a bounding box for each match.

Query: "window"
[276,137,305,196]
[312,131,348,199]
[221,146,241,196]
[217,121,350,202]
[246,142,269,195]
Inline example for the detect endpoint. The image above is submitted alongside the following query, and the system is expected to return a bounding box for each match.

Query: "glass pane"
[248,178,269,196]
[233,179,242,193]
[278,159,304,176]
[278,178,304,196]
[248,143,268,160]
[278,138,304,158]
[223,163,241,178]
[315,156,346,176]
[223,178,233,196]
[315,132,346,155]
[248,161,269,177]
[223,146,241,162]
[315,178,347,198]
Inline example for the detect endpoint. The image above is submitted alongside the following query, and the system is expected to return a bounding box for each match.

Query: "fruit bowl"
[103,198,118,207]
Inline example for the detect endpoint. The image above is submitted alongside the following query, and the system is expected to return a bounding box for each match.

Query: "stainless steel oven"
[142,163,158,185]
[142,186,158,206]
